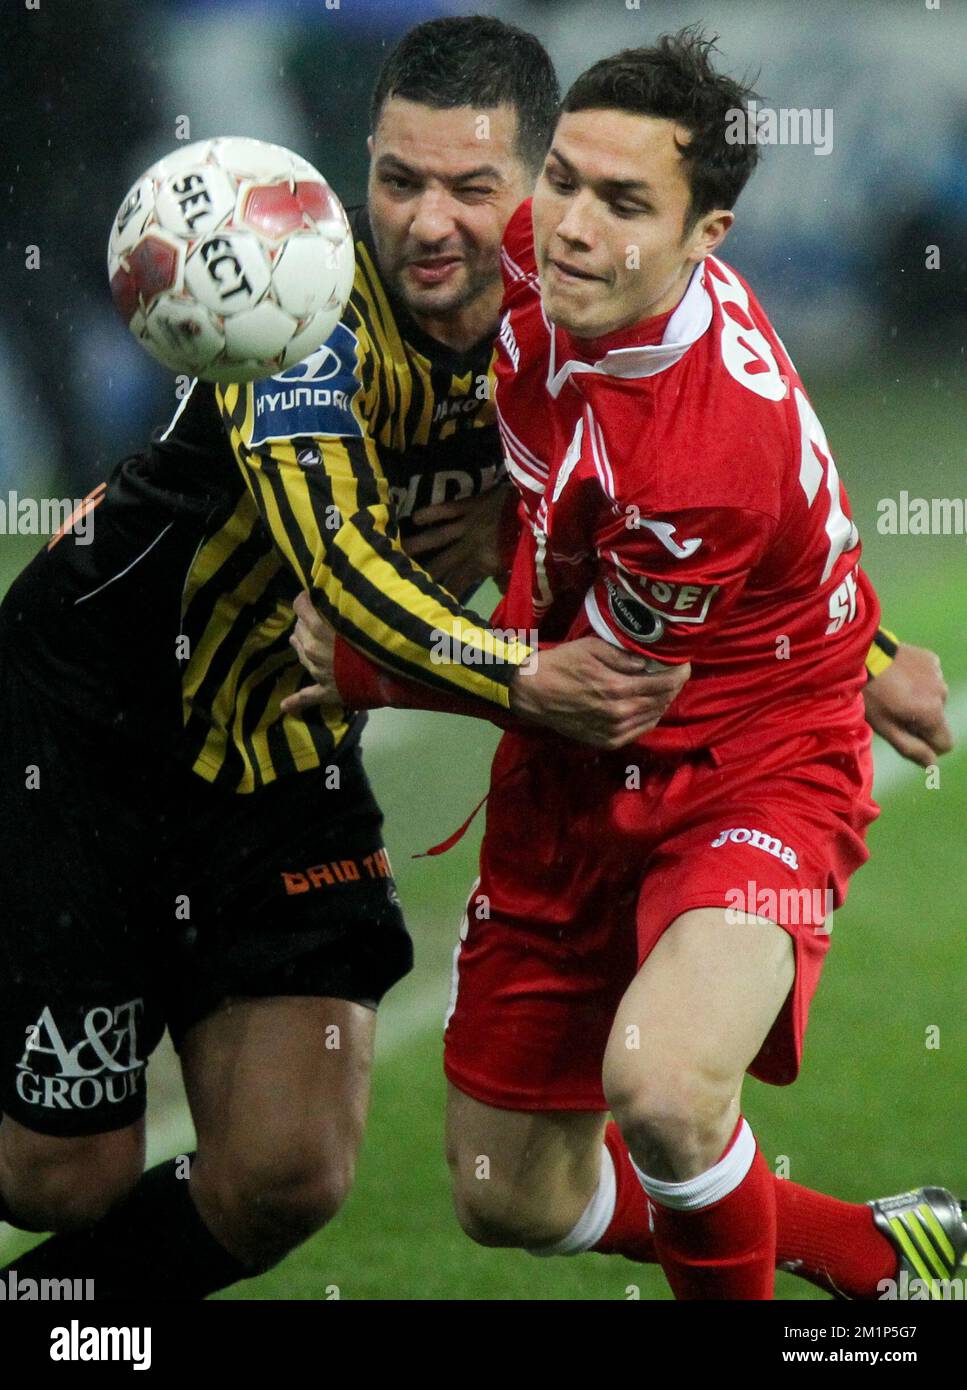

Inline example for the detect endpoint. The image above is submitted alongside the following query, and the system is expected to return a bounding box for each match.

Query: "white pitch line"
[3,689,965,1256]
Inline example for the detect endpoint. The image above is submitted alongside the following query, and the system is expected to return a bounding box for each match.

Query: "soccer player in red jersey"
[295,29,963,1299]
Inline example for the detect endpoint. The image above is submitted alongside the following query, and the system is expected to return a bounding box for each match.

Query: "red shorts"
[444,716,877,1109]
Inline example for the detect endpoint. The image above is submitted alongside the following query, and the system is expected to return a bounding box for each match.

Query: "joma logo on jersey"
[16,1000,145,1112]
[624,511,703,559]
[710,827,800,870]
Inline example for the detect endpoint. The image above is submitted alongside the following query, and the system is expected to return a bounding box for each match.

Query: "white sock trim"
[632,1119,756,1212]
[527,1143,616,1257]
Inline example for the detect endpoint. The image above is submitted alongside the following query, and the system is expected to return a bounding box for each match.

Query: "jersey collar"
[545,260,712,399]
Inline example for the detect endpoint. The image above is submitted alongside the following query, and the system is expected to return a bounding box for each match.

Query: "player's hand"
[281,592,340,716]
[863,642,952,767]
[405,486,508,596]
[509,638,690,749]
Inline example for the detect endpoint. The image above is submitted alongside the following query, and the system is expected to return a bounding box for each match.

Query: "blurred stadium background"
[1,0,965,1298]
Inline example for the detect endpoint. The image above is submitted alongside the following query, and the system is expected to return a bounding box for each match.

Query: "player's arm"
[215,376,530,712]
[863,626,952,765]
[576,502,775,669]
[283,594,689,748]
[217,369,676,745]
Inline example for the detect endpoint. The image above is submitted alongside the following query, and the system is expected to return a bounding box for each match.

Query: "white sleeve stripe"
[584,587,625,646]
[506,456,546,493]
[500,246,540,290]
[497,406,548,472]
[584,407,616,502]
[499,426,547,479]
[158,378,198,441]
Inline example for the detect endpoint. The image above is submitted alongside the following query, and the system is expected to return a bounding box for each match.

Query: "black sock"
[0,1156,251,1300]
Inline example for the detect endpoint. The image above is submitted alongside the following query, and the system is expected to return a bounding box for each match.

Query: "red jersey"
[492,199,879,752]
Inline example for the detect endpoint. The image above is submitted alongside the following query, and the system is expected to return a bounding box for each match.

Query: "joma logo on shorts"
[710,827,799,870]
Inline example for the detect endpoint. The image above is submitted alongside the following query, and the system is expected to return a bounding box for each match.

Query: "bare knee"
[446,1139,589,1250]
[603,1061,736,1181]
[450,1170,542,1248]
[0,1121,144,1232]
[192,1140,355,1270]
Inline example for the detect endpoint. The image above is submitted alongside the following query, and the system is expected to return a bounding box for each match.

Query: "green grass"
[3,365,966,1299]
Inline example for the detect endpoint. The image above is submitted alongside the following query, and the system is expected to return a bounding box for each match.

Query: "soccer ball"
[108,137,355,383]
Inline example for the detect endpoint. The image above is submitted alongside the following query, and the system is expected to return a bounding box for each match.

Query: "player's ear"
[687,209,734,263]
[367,134,374,159]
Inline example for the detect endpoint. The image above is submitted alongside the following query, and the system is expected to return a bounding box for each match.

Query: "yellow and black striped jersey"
[181,206,531,789]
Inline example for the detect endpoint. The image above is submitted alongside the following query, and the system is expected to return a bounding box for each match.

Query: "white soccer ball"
[108,137,355,383]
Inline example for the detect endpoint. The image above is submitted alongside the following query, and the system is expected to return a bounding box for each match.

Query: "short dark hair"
[369,16,560,175]
[561,26,760,228]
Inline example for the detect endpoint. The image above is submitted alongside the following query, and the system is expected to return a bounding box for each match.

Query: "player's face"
[532,109,733,339]
[368,98,532,324]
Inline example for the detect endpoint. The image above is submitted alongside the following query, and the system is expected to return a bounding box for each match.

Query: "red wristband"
[333,635,395,709]
[333,632,523,728]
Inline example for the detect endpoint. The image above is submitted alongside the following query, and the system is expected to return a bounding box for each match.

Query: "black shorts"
[0,663,411,1139]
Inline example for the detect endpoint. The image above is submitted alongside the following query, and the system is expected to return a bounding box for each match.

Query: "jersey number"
[793,387,858,585]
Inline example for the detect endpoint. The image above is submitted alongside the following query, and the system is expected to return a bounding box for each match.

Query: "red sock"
[642,1121,777,1300]
[774,1179,898,1298]
[594,1121,659,1260]
[594,1121,898,1299]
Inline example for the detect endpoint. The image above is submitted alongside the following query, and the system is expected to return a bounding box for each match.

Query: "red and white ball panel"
[109,233,183,325]
[107,136,355,383]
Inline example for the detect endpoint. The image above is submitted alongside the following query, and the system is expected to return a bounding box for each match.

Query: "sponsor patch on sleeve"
[604,577,665,644]
[629,575,719,624]
[248,321,363,446]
